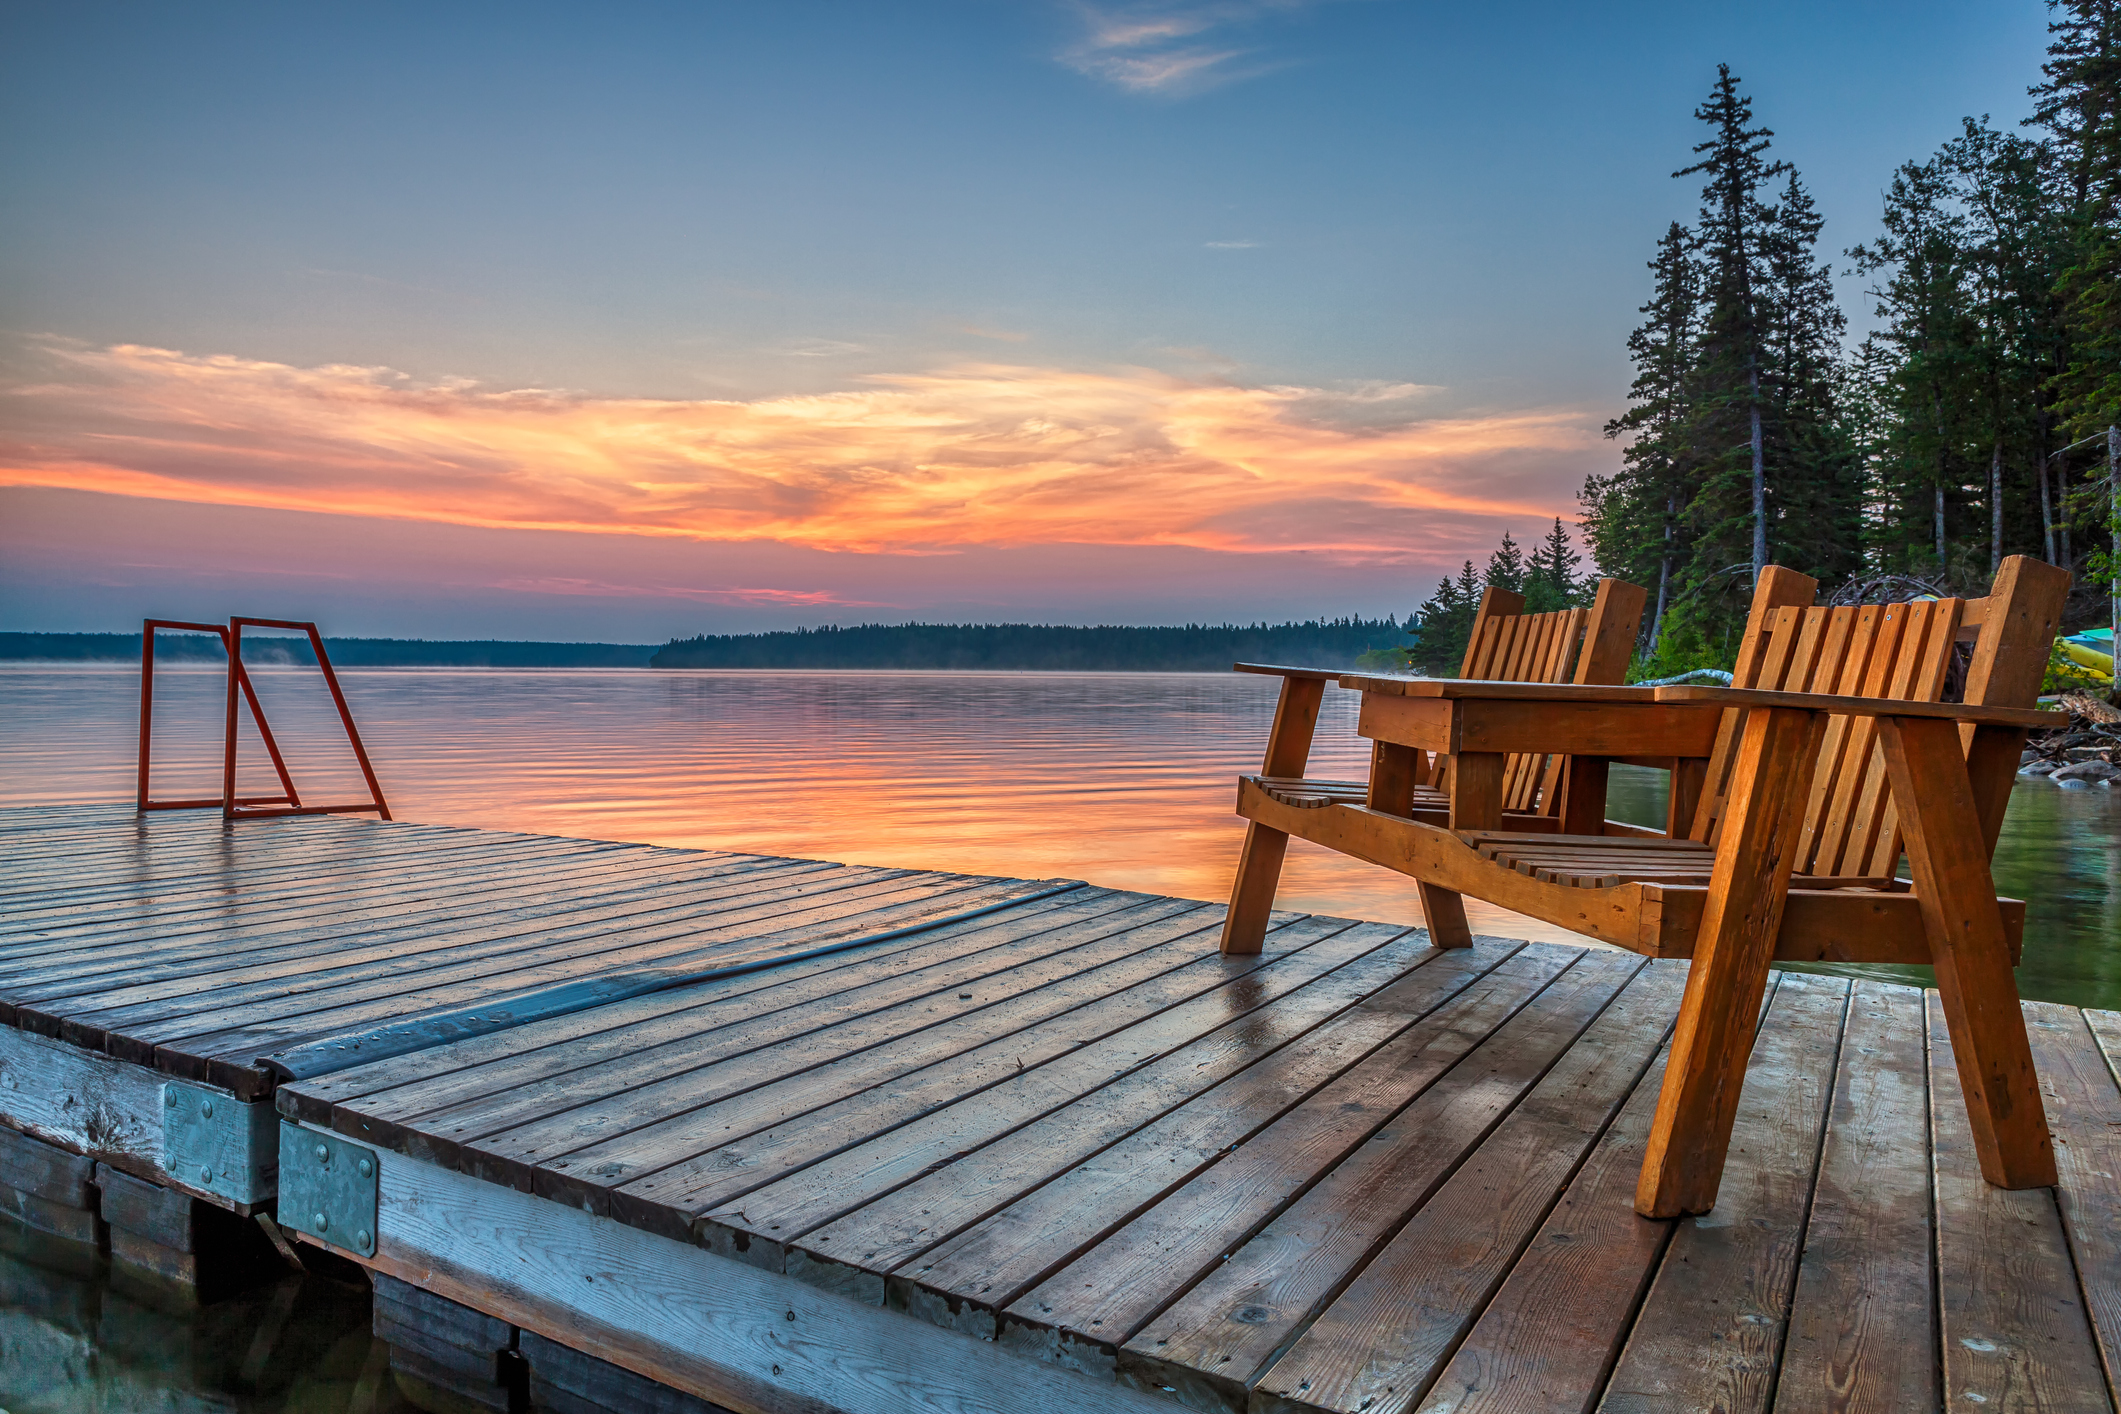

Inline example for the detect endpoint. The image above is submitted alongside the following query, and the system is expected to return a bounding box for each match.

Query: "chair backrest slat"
[1685,555,2066,877]
[1795,604,1880,872]
[1441,582,1645,815]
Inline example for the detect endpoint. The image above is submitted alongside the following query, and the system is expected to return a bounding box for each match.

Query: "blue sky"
[0,0,2060,637]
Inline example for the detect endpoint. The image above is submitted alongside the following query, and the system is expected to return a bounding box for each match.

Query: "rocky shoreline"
[2019,691,2121,789]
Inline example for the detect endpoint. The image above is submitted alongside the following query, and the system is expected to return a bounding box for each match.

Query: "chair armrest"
[1234,662,1344,681]
[1651,685,2065,729]
[1341,676,1656,701]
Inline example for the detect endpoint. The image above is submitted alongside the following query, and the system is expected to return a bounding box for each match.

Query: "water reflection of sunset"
[1,664,1592,945]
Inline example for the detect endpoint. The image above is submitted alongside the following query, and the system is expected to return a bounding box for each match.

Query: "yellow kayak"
[2060,640,2115,680]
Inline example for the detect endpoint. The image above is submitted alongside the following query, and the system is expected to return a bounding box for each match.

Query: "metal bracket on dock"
[161,1080,278,1206]
[276,1122,378,1258]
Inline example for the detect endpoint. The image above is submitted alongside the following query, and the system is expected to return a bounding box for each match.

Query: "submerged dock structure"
[2,802,2118,1413]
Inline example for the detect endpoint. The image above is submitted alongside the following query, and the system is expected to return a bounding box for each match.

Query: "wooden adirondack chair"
[1222,555,2070,1217]
[1224,577,1648,954]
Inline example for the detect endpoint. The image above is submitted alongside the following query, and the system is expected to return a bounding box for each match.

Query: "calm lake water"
[0,661,2116,1409]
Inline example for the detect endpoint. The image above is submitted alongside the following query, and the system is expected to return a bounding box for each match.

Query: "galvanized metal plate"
[276,1122,378,1257]
[161,1080,278,1206]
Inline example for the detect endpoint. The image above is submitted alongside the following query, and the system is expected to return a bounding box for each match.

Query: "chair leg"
[1637,707,1823,1218]
[1417,883,1473,948]
[1878,716,2055,1188]
[1221,821,1290,956]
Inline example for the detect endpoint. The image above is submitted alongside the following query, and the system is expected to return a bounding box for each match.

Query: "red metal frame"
[135,616,391,821]
[138,619,303,812]
[221,619,391,821]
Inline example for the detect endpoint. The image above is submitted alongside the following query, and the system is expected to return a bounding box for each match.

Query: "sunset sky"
[2,1,2049,639]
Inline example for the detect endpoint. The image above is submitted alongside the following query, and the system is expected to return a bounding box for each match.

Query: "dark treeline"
[0,634,659,667]
[1578,3,2119,673]
[651,620,1406,671]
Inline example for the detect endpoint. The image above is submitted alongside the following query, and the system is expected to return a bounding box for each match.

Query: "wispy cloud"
[487,577,884,607]
[1204,239,1262,249]
[1058,3,1308,96]
[0,340,1600,564]
[780,338,869,358]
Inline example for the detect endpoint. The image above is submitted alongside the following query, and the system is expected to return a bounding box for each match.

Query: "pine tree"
[1526,518,1588,612]
[1759,171,1864,586]
[1677,65,1790,611]
[1485,532,1528,594]
[1408,560,1485,674]
[1590,221,1700,648]
[2029,0,2121,435]
[1849,156,1981,576]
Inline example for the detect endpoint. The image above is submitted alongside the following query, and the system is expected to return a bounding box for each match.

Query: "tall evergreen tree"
[2030,0,2121,434]
[1589,222,1699,648]
[1759,171,1864,586]
[1677,65,1788,607]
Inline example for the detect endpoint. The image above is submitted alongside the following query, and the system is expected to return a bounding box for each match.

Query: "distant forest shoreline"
[656,619,1411,671]
[3,619,1413,672]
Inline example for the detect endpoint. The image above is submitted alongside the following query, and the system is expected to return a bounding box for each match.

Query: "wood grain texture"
[349,1139,1185,1414]
[1880,715,2055,1189]
[1637,707,1823,1218]
[1250,961,1684,1414]
[1929,992,2111,1413]
[2021,1002,2121,1408]
[1773,980,1935,1414]
[1601,971,1850,1414]
[1117,952,1643,1411]
[711,926,1467,1278]
[993,948,1595,1364]
[732,923,1436,1284]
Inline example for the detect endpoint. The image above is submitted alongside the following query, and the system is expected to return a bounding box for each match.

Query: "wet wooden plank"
[341,892,1209,1174]
[161,879,1055,1093]
[1117,950,1641,1411]
[1245,960,1682,1414]
[1596,970,1850,1414]
[0,818,545,902]
[504,923,1405,1217]
[1929,991,2111,1412]
[1772,979,1935,1414]
[1,853,820,995]
[1001,950,1658,1381]
[72,872,1004,1058]
[18,855,853,1020]
[0,830,685,949]
[2022,1002,2121,1409]
[282,892,1183,1131]
[0,822,601,915]
[778,926,1453,1290]
[679,924,1474,1269]
[961,946,1587,1356]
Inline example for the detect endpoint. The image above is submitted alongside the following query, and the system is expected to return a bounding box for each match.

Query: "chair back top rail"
[1687,555,2068,877]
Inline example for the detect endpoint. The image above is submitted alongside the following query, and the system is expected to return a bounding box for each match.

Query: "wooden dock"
[2,803,2118,1414]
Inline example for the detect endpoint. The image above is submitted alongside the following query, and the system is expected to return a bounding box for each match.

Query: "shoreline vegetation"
[650,619,1406,671]
[3,619,1411,672]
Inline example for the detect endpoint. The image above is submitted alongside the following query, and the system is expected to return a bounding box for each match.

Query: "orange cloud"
[1,341,1602,560]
